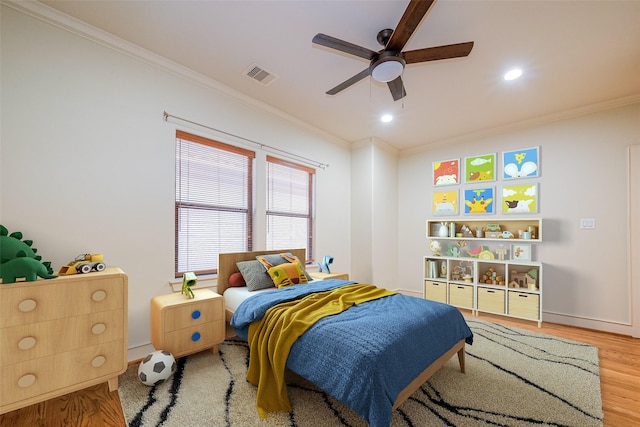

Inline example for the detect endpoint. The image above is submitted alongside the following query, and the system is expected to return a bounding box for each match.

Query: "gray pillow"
[256,253,313,282]
[236,260,275,291]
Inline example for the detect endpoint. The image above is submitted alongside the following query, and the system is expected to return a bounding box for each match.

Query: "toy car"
[497,231,515,239]
[58,254,106,275]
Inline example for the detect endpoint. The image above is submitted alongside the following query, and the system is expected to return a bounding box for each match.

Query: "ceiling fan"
[312,0,474,101]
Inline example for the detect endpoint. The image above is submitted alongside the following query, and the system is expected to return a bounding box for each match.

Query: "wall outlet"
[580,218,596,229]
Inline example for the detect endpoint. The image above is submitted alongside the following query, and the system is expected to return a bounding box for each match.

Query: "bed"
[217,248,473,427]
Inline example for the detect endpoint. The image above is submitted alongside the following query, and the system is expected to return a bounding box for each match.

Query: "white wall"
[398,102,640,335]
[0,6,352,351]
[350,138,398,289]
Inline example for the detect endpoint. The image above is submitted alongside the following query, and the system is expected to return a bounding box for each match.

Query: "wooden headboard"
[217,248,306,296]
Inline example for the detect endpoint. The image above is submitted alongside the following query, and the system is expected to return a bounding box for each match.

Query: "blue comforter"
[231,280,473,427]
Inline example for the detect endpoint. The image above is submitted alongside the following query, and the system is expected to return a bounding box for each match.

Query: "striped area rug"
[118,318,603,426]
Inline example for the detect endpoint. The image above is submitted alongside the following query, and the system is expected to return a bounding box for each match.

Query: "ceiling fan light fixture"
[372,59,405,83]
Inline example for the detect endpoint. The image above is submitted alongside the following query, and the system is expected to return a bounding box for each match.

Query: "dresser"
[150,289,224,358]
[0,267,128,414]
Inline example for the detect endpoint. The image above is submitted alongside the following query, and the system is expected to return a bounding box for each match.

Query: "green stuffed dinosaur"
[1,251,58,283]
[1,224,57,284]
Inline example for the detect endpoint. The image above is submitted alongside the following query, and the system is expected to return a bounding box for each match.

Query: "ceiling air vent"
[244,65,277,86]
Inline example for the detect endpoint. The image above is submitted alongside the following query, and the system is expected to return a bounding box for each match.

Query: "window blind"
[175,130,254,276]
[266,155,315,261]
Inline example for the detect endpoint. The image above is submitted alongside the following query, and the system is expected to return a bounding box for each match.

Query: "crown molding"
[2,0,350,149]
[352,137,399,156]
[401,93,640,157]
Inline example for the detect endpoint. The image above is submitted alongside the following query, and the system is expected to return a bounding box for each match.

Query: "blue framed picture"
[503,147,540,179]
[464,187,495,215]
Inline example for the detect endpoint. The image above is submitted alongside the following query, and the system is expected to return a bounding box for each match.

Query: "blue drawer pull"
[191,310,201,320]
[191,332,201,342]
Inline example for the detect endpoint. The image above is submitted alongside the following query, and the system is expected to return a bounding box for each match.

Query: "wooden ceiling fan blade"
[326,68,372,95]
[402,41,474,64]
[313,33,377,60]
[387,76,407,101]
[386,0,435,52]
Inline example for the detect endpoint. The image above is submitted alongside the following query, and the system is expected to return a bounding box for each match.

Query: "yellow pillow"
[266,260,309,288]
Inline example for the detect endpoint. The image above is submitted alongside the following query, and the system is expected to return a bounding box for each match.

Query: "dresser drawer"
[477,288,505,314]
[424,280,447,303]
[448,284,474,309]
[0,309,124,366]
[162,320,224,357]
[1,340,125,407]
[0,275,125,328]
[508,291,540,320]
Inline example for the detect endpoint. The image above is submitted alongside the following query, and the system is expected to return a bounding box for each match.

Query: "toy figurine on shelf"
[446,244,460,257]
[440,261,447,278]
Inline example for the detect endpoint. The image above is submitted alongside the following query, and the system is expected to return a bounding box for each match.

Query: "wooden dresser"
[150,289,224,358]
[0,267,128,414]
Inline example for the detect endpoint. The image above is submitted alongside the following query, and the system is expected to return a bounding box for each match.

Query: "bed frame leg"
[457,348,466,374]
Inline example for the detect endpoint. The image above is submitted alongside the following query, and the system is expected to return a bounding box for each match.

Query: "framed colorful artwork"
[511,244,532,261]
[464,153,496,183]
[432,190,458,216]
[502,183,538,214]
[463,187,495,215]
[432,159,459,186]
[503,147,540,179]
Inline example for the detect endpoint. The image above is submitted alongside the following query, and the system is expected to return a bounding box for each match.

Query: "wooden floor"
[1,314,638,427]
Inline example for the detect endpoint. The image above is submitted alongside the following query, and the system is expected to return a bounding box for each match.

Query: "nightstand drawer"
[162,321,224,358]
[163,300,223,332]
[424,280,447,303]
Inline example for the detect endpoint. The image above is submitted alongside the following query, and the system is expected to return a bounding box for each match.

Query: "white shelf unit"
[424,218,543,327]
[426,218,542,242]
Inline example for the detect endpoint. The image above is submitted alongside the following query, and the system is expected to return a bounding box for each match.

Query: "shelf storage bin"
[508,291,540,320]
[448,284,474,309]
[424,280,447,303]
[477,287,506,314]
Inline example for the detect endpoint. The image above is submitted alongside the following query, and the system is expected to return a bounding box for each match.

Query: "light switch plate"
[580,218,596,229]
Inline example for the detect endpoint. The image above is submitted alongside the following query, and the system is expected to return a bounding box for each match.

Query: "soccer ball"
[137,350,177,386]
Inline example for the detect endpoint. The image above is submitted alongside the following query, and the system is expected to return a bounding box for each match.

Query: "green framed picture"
[464,153,496,183]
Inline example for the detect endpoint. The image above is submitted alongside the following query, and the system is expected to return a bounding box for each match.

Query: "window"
[175,131,254,276]
[266,155,315,261]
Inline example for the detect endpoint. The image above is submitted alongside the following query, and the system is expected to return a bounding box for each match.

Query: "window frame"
[175,130,255,277]
[265,155,315,262]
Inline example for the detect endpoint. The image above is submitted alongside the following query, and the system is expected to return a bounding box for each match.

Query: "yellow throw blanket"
[246,284,396,419]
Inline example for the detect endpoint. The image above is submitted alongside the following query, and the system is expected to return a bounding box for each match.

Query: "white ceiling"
[37,0,640,151]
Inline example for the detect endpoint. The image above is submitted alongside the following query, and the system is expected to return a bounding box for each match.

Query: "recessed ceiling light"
[380,114,393,123]
[504,68,523,81]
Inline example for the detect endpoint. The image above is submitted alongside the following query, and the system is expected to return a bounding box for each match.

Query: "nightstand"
[308,271,349,281]
[150,289,224,358]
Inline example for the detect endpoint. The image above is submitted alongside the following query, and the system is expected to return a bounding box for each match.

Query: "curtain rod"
[163,111,329,169]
